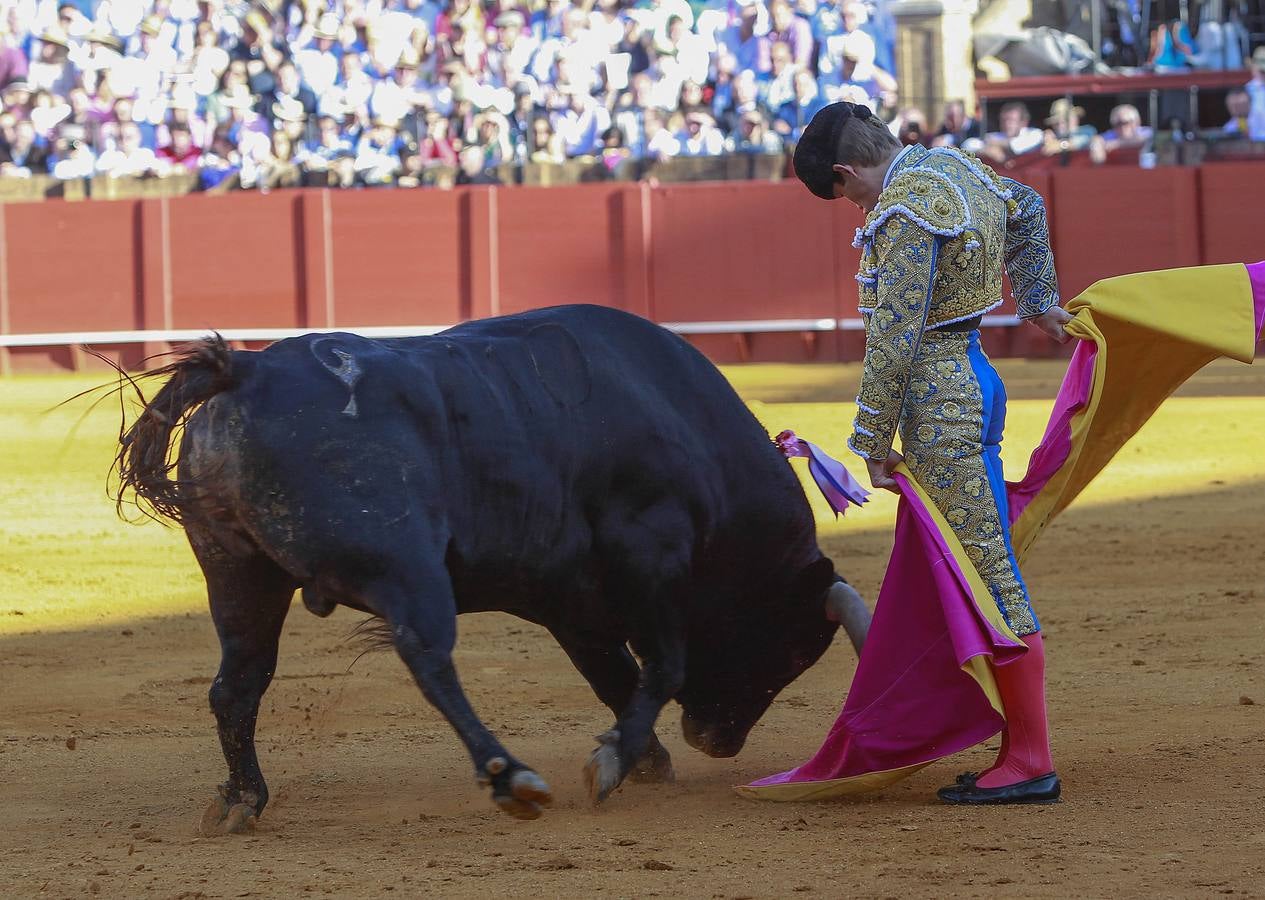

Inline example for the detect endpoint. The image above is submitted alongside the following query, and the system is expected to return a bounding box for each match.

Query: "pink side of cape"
[1248,261,1265,339]
[746,473,1022,788]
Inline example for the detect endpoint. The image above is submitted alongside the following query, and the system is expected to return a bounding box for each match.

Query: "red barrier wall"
[1,161,1261,373]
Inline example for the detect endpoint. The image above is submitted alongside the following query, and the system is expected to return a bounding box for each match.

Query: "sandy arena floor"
[1,359,1263,898]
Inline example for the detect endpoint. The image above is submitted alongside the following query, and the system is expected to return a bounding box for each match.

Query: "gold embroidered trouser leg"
[898,329,1038,635]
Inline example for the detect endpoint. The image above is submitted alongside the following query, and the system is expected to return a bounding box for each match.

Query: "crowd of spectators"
[0,0,901,188]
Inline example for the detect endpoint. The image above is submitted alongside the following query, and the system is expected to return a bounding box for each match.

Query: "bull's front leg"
[376,568,553,820]
[582,614,686,804]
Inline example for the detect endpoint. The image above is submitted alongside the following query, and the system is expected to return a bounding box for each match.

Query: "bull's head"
[676,557,870,758]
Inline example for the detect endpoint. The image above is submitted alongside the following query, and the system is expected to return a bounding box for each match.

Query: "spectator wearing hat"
[28,24,76,96]
[231,9,286,96]
[775,68,827,141]
[157,121,203,171]
[80,27,125,92]
[1042,97,1096,154]
[0,117,50,174]
[370,47,425,127]
[675,107,723,156]
[294,12,343,97]
[486,11,537,80]
[2,79,34,121]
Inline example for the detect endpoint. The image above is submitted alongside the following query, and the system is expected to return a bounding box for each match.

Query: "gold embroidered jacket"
[848,146,1060,461]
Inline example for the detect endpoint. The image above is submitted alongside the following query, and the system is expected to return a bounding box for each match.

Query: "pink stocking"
[975,632,1055,789]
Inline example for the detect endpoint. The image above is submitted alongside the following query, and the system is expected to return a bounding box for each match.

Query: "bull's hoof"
[583,729,624,804]
[199,787,259,837]
[628,740,675,784]
[493,769,553,820]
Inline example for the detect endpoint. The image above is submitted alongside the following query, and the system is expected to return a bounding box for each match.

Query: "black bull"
[116,305,871,830]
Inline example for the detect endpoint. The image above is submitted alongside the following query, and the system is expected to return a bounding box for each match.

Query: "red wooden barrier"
[0,161,1260,374]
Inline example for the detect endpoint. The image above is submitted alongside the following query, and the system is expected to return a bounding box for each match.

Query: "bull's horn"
[825,582,870,655]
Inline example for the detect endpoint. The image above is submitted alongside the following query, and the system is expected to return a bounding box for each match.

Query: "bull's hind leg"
[549,633,675,784]
[373,567,553,820]
[191,536,296,836]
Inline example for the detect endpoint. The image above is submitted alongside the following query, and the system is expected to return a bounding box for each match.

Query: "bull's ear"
[791,556,835,601]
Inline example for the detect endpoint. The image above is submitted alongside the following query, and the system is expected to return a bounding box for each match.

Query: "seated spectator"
[1042,98,1096,154]
[642,107,681,159]
[0,118,50,175]
[455,143,502,184]
[775,70,827,142]
[298,116,357,187]
[259,130,302,190]
[30,89,72,138]
[598,125,631,171]
[554,88,610,157]
[96,121,161,177]
[759,41,798,112]
[834,30,896,111]
[1090,103,1151,164]
[157,121,203,171]
[841,1,895,75]
[716,69,767,136]
[354,118,406,186]
[191,21,231,98]
[529,115,566,163]
[1223,87,1253,138]
[416,111,461,167]
[1247,46,1265,141]
[28,25,76,97]
[930,99,980,149]
[198,128,242,192]
[675,109,724,156]
[890,106,929,147]
[978,101,1043,163]
[2,80,34,121]
[767,0,813,70]
[725,109,783,155]
[719,2,770,77]
[50,123,97,180]
[262,60,318,121]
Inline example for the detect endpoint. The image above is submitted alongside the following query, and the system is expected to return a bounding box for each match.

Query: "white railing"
[0,315,1022,349]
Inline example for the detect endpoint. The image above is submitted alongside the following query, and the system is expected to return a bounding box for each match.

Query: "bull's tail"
[115,335,246,524]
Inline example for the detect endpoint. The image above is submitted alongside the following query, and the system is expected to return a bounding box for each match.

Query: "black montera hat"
[792,101,874,200]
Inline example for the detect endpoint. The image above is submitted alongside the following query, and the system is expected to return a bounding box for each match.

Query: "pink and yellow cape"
[737,262,1265,801]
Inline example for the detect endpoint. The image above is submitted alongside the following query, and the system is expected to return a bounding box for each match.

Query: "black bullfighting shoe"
[936,772,1061,805]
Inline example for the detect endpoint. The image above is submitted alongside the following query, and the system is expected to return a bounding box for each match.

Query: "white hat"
[314,13,341,40]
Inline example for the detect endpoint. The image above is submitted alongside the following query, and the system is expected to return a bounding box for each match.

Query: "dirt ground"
[2,360,1263,899]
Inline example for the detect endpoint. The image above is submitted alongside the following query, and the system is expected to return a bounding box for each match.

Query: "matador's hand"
[865,451,903,493]
[1028,306,1075,344]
